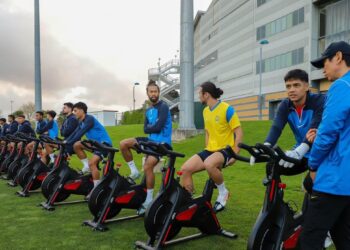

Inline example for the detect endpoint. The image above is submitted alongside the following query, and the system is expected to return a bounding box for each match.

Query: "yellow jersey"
[203,101,241,152]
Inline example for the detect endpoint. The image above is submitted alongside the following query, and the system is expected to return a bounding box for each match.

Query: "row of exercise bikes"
[0,132,323,249]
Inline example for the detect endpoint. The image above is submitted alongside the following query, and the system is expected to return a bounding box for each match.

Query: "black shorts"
[93,143,111,159]
[197,148,234,168]
[135,137,172,162]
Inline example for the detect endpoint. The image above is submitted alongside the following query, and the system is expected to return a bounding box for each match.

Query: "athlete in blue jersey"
[60,102,79,139]
[251,69,325,183]
[35,111,47,135]
[65,102,112,193]
[40,110,59,164]
[120,80,172,215]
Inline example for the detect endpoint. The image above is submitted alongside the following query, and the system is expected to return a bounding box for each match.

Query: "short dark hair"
[8,115,15,120]
[200,81,223,99]
[0,118,6,123]
[73,102,88,113]
[63,102,74,109]
[344,54,350,67]
[146,80,160,92]
[17,114,25,118]
[47,110,57,118]
[36,111,44,116]
[284,69,309,83]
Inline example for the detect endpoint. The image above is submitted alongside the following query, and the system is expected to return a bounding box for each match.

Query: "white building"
[89,110,118,126]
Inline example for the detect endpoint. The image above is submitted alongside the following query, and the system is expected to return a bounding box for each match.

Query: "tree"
[19,102,35,120]
[12,110,24,116]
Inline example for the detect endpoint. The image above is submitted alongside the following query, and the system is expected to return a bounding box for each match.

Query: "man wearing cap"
[300,41,350,249]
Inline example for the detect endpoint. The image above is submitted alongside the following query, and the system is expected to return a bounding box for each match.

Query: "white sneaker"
[137,200,151,216]
[214,190,230,213]
[324,232,333,248]
[129,171,141,180]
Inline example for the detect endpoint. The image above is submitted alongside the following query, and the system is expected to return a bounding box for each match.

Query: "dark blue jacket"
[1,124,10,136]
[60,114,79,138]
[7,121,18,135]
[36,119,48,135]
[144,100,172,146]
[265,92,325,157]
[308,70,350,195]
[66,114,112,145]
[17,120,35,137]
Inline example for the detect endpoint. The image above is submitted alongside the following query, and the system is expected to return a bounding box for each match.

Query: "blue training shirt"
[65,114,112,146]
[60,114,79,138]
[308,70,350,195]
[144,100,172,146]
[265,92,325,158]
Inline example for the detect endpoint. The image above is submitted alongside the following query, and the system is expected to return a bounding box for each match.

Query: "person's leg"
[180,153,206,194]
[119,138,140,178]
[73,141,90,173]
[41,143,49,164]
[300,192,348,250]
[137,156,159,215]
[329,198,350,249]
[203,152,228,212]
[89,154,102,187]
[45,144,55,163]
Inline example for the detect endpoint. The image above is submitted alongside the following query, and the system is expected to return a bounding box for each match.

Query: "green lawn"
[0,122,334,249]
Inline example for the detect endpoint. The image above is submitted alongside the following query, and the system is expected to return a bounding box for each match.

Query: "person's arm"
[303,94,326,145]
[265,101,288,146]
[62,117,78,137]
[308,81,350,171]
[143,114,149,134]
[65,116,94,144]
[9,123,18,134]
[36,121,49,134]
[144,104,169,134]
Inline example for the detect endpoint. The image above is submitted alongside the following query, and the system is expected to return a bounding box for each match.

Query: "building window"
[256,7,305,41]
[195,50,218,72]
[257,0,272,7]
[256,47,304,74]
[317,0,350,57]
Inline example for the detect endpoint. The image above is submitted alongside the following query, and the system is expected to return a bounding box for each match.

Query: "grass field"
[0,121,335,250]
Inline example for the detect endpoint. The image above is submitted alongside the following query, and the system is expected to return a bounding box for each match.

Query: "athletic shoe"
[136,200,151,216]
[324,232,333,248]
[129,171,141,180]
[213,190,230,213]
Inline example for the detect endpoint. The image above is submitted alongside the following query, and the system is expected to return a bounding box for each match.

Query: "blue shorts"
[197,148,234,168]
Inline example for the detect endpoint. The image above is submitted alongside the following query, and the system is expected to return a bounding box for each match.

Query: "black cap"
[311,41,350,68]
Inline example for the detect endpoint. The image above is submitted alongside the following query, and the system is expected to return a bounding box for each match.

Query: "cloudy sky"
[0,0,211,115]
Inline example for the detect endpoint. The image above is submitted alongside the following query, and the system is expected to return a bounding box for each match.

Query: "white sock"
[127,160,138,174]
[49,154,55,162]
[93,180,101,188]
[216,183,228,196]
[81,158,89,173]
[145,189,154,204]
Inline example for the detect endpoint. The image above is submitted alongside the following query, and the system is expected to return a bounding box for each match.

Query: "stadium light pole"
[259,39,269,120]
[133,82,140,111]
[34,0,42,111]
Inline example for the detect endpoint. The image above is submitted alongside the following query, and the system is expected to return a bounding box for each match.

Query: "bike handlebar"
[81,140,119,153]
[39,135,65,145]
[16,132,40,142]
[134,141,185,158]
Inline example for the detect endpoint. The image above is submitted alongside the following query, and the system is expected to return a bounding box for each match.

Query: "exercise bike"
[1,134,27,181]
[135,141,237,250]
[16,134,52,197]
[7,133,30,186]
[39,137,95,211]
[233,142,315,250]
[0,136,10,166]
[83,140,147,231]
